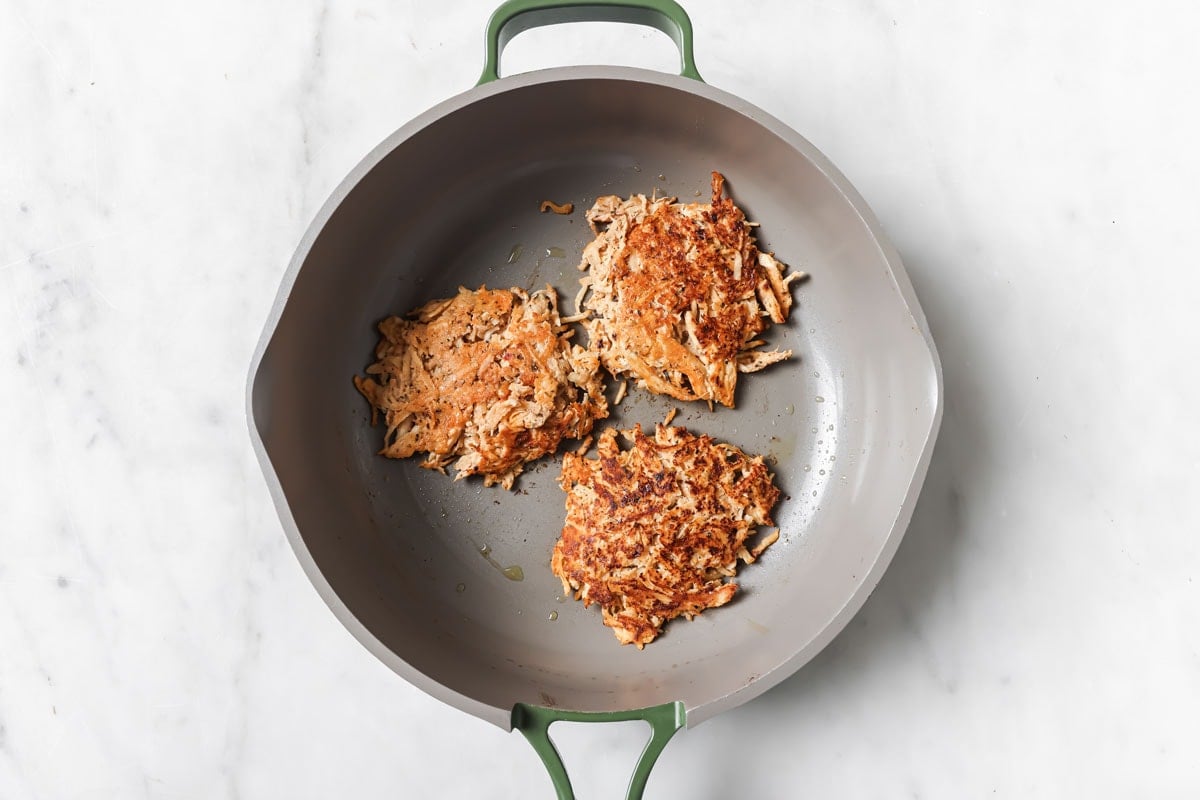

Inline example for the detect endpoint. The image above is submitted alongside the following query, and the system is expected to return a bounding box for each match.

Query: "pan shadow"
[652,258,986,798]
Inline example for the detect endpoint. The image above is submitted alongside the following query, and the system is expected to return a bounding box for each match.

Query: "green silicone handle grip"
[477,0,704,85]
[512,701,686,800]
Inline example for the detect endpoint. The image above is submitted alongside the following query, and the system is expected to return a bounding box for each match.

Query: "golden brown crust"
[353,286,608,489]
[576,172,803,407]
[552,423,782,647]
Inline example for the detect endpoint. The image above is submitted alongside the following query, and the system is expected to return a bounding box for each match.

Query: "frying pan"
[247,1,943,797]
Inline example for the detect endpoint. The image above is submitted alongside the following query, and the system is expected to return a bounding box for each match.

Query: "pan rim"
[246,65,943,730]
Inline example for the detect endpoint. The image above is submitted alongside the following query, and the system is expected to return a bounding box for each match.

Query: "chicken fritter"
[353,286,607,489]
[576,172,804,407]
[552,422,782,647]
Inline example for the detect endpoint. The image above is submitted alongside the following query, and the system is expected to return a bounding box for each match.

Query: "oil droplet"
[812,490,818,497]
[548,611,559,621]
[657,173,666,180]
[555,595,566,603]
[784,404,794,415]
[545,246,566,259]
[827,425,834,432]
[819,469,826,475]
[479,544,521,581]
[815,396,826,403]
[829,455,837,462]
[811,427,818,434]
[633,164,643,172]
[803,465,811,472]
[455,583,466,593]
[507,244,523,263]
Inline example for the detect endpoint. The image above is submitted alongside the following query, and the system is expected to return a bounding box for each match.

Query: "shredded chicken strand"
[540,200,574,215]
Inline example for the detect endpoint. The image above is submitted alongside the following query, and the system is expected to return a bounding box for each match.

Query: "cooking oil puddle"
[507,244,524,264]
[478,544,524,581]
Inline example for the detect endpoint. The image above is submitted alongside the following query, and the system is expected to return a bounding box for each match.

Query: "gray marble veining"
[2,0,1198,797]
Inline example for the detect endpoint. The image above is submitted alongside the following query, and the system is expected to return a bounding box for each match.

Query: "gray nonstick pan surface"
[248,1,942,796]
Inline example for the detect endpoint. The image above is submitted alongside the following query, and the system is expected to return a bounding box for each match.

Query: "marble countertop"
[4,0,1198,797]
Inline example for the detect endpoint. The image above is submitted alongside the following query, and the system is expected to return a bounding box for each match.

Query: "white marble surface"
[3,0,1199,797]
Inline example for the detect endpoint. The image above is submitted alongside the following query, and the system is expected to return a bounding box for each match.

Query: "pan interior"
[253,73,939,717]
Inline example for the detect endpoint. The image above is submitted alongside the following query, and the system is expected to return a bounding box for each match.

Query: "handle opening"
[512,702,685,800]
[477,0,704,85]
[492,21,682,78]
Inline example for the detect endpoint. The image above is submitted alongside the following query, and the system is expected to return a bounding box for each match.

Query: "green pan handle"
[512,701,686,800]
[477,0,704,85]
